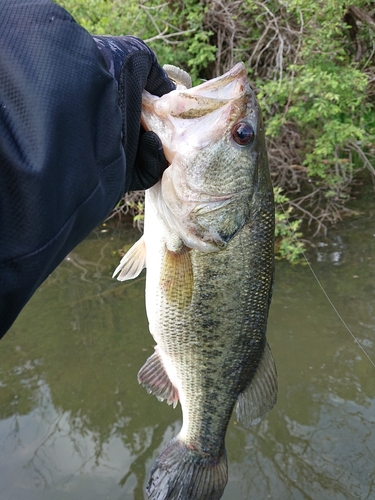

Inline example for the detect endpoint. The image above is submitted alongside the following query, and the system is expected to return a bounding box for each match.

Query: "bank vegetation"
[58,0,375,261]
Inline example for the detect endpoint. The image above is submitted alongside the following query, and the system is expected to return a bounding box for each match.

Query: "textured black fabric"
[93,35,174,190]
[0,0,173,337]
[0,2,172,338]
[130,130,168,191]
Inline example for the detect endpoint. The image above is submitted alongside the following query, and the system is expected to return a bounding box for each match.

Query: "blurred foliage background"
[57,0,375,261]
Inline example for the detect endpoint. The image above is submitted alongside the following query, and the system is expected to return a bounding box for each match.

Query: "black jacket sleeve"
[93,35,175,192]
[0,0,126,338]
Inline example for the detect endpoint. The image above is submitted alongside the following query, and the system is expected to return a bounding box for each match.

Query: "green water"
[0,206,374,500]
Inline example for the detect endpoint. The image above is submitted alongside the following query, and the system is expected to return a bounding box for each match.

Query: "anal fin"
[112,236,146,281]
[138,347,179,408]
[236,342,278,427]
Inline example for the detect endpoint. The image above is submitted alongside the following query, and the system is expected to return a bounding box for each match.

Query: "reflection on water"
[1,208,375,500]
[316,236,345,264]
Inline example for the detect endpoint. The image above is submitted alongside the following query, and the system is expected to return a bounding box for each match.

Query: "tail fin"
[146,437,228,500]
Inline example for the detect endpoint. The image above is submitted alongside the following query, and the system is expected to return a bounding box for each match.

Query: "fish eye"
[232,122,255,146]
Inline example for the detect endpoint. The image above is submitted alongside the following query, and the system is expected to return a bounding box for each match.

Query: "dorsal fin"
[236,343,278,427]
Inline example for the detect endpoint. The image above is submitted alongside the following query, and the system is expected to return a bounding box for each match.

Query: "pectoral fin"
[112,236,146,281]
[236,343,278,427]
[138,347,179,408]
[161,245,193,308]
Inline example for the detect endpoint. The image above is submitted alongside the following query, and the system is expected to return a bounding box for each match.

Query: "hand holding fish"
[93,35,176,192]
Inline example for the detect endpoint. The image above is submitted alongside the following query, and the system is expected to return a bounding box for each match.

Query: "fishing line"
[278,203,375,369]
[302,254,375,368]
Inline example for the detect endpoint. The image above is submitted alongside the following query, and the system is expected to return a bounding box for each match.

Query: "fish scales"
[147,194,274,450]
[113,62,277,500]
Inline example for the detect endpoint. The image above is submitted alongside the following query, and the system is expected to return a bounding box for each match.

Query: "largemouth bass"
[113,62,277,500]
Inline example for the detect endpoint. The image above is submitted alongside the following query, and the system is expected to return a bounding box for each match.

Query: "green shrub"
[57,0,375,262]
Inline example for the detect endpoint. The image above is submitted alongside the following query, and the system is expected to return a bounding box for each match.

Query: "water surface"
[0,206,374,500]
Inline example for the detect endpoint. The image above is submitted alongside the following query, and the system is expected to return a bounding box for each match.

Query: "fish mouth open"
[153,62,248,117]
[141,63,254,138]
[142,62,248,116]
[182,62,248,100]
[141,63,254,162]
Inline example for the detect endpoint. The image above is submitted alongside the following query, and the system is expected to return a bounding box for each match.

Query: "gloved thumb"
[127,131,169,192]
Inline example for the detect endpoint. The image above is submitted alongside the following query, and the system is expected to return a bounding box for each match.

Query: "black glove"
[93,35,175,192]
